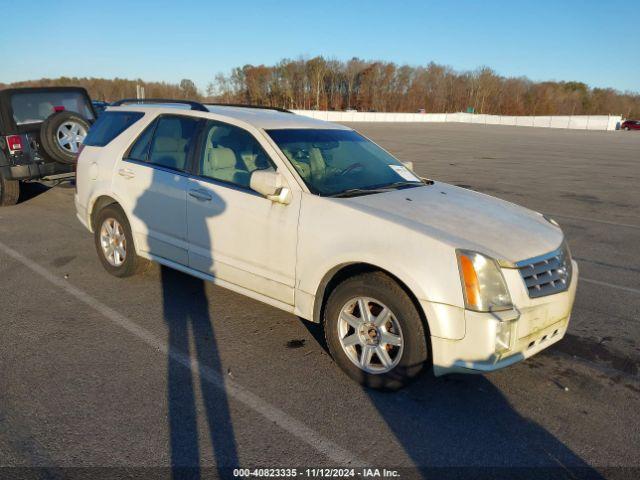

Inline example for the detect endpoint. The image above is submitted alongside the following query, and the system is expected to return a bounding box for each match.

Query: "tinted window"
[127,120,156,162]
[266,129,421,196]
[10,91,94,125]
[83,111,144,147]
[147,116,200,171]
[198,120,273,188]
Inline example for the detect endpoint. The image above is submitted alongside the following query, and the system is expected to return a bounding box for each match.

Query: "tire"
[323,272,429,390]
[40,111,91,165]
[93,204,147,277]
[624,127,630,131]
[0,173,20,206]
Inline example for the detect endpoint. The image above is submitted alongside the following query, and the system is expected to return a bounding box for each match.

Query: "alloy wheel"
[337,297,404,374]
[56,121,87,153]
[100,218,127,267]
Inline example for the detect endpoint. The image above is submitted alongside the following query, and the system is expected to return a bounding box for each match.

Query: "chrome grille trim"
[516,245,572,299]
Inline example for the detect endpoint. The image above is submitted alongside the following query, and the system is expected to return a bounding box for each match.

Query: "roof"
[207,105,349,130]
[107,103,350,131]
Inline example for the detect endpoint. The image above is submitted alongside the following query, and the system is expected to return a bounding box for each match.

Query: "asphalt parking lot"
[0,123,639,479]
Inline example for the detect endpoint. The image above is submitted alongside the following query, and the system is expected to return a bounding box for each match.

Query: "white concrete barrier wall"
[291,110,621,131]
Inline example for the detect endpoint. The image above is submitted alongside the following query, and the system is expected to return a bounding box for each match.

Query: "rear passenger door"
[113,114,201,265]
[186,119,299,305]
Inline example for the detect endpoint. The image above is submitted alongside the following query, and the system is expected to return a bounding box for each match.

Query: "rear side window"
[83,111,144,147]
[147,116,200,171]
[126,120,156,162]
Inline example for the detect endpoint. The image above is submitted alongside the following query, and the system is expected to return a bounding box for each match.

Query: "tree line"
[0,77,201,102]
[2,58,638,117]
[208,57,640,118]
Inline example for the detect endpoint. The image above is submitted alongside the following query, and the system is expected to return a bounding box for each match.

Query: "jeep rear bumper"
[0,162,73,181]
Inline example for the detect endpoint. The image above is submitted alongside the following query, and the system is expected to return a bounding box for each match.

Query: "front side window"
[197,120,273,188]
[10,91,95,125]
[266,129,422,196]
[147,116,200,171]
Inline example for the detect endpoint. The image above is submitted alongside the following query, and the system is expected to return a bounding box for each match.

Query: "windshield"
[10,91,94,125]
[266,129,422,196]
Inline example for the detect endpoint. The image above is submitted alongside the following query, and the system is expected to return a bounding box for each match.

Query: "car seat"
[152,137,187,170]
[202,145,250,186]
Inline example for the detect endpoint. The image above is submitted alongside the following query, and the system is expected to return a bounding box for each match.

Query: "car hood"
[342,181,564,263]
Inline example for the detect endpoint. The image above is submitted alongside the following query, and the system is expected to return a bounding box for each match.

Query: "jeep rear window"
[83,111,144,147]
[10,91,95,125]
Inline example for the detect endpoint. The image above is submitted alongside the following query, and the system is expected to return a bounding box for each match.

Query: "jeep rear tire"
[40,111,91,165]
[0,173,20,206]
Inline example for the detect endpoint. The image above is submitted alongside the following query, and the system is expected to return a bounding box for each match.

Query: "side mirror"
[250,169,291,205]
[402,161,414,171]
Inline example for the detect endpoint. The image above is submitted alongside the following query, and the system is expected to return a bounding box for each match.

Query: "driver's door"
[186,119,299,305]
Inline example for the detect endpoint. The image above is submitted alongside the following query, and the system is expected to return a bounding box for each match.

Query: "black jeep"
[0,86,96,206]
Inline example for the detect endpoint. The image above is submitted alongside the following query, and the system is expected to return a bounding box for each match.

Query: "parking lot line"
[581,277,640,295]
[0,239,363,466]
[549,213,640,230]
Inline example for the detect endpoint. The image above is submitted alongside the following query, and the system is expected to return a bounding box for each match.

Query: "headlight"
[456,250,513,312]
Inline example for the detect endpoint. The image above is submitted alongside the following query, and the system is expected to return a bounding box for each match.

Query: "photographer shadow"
[134,167,237,479]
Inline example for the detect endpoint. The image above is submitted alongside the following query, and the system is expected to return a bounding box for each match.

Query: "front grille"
[516,244,572,298]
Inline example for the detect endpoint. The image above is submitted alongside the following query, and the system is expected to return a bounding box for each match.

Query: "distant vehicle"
[621,119,640,131]
[417,108,426,114]
[0,87,96,206]
[92,100,110,116]
[75,99,577,390]
[345,108,358,113]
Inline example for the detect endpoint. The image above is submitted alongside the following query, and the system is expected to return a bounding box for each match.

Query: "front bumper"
[431,260,578,376]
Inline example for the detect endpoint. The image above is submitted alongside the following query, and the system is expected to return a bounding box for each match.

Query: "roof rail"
[205,103,293,114]
[111,98,208,112]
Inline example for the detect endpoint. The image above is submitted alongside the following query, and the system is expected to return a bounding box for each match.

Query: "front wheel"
[324,272,429,390]
[94,205,147,277]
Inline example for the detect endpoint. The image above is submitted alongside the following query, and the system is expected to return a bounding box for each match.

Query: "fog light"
[495,321,513,354]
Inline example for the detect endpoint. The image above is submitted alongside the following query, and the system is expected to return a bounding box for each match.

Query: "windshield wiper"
[374,181,424,190]
[330,181,425,198]
[330,188,388,198]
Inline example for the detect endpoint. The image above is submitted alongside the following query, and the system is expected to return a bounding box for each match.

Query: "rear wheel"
[323,272,429,390]
[94,205,147,277]
[0,173,20,206]
[624,127,630,131]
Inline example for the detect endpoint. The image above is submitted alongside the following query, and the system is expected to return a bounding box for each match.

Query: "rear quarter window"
[83,111,145,147]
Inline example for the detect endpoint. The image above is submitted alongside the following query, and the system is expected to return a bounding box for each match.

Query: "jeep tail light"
[54,105,65,112]
[6,135,23,152]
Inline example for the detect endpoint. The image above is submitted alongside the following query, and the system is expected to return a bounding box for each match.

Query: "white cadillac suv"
[75,99,578,389]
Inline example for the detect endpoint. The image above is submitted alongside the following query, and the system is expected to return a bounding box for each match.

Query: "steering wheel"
[339,162,364,176]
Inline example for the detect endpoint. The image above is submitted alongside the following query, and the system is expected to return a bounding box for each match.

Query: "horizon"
[0,0,638,94]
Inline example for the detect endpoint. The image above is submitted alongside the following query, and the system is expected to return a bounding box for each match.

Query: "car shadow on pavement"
[16,181,50,203]
[301,321,603,479]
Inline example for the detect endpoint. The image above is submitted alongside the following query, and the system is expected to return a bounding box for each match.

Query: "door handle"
[188,188,212,202]
[118,168,135,179]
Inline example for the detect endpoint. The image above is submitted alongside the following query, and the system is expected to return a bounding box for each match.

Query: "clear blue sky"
[0,0,637,93]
